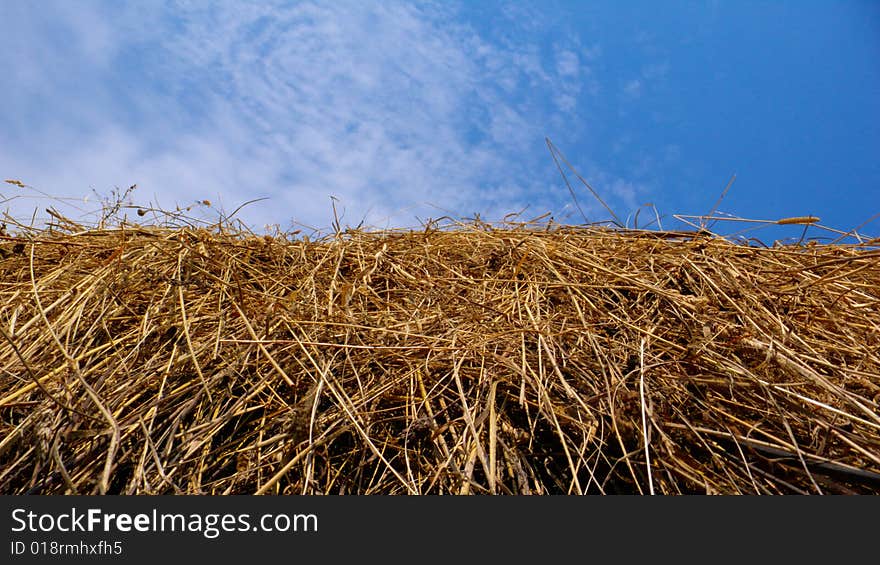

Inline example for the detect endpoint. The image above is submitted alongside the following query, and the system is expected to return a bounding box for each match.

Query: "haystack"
[1,212,878,494]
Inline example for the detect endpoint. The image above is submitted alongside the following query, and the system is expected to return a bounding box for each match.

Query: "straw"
[0,208,878,494]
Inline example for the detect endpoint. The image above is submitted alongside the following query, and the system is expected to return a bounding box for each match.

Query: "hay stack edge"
[1,213,879,495]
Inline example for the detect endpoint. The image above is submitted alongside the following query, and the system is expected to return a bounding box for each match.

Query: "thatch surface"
[1,221,878,494]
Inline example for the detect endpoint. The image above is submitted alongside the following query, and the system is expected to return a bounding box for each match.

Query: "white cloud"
[0,1,645,232]
[553,46,589,112]
[606,178,642,214]
[556,50,581,77]
[623,79,642,99]
[0,126,282,229]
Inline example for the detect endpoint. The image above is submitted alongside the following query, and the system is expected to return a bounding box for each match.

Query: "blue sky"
[1,1,878,240]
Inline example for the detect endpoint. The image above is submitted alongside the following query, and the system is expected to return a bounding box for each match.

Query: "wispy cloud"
[0,1,645,231]
[623,79,643,99]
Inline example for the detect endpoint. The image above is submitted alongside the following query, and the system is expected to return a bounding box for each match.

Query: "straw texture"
[1,220,878,494]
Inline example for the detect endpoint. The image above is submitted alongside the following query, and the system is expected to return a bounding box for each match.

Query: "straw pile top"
[1,221,878,494]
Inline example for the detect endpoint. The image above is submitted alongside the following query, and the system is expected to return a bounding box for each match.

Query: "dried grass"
[1,211,878,494]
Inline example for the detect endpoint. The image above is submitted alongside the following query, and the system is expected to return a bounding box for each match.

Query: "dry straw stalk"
[1,218,878,494]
